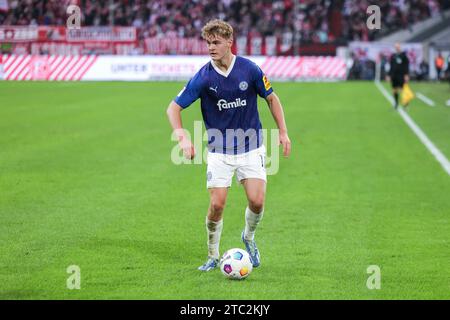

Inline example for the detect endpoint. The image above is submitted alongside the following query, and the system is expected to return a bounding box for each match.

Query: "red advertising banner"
[0,26,136,43]
[0,27,336,56]
[0,27,38,42]
[66,27,136,42]
[144,37,208,55]
[0,26,138,55]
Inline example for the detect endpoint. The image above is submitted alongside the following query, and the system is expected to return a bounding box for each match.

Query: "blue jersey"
[174,55,273,154]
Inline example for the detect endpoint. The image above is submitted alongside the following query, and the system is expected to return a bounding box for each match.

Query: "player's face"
[206,35,232,61]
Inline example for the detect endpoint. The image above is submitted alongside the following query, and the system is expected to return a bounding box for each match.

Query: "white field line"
[375,81,450,176]
[416,92,435,107]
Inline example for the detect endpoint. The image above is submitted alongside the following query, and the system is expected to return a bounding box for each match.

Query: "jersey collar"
[211,55,236,78]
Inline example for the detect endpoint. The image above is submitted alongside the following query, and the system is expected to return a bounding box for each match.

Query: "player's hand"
[385,75,390,82]
[404,75,409,83]
[179,137,196,160]
[279,132,291,157]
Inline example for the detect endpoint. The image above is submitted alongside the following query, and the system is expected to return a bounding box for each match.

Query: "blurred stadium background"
[0,0,450,81]
[1,1,450,300]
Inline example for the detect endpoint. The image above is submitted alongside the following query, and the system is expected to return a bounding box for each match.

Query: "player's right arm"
[166,101,195,160]
[166,72,204,160]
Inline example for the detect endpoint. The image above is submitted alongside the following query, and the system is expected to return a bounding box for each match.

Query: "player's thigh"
[206,152,235,189]
[237,147,267,208]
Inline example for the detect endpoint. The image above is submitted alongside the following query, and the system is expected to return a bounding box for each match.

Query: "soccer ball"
[219,248,253,280]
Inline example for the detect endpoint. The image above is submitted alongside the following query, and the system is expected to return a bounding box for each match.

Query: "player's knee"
[210,200,225,214]
[248,197,265,213]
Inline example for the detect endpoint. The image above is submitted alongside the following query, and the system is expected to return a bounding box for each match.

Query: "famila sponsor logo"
[217,98,247,111]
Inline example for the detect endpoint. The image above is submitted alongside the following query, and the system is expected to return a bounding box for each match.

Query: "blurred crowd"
[342,0,443,41]
[1,0,449,44]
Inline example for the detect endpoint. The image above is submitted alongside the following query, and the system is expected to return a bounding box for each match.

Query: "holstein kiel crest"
[239,81,248,91]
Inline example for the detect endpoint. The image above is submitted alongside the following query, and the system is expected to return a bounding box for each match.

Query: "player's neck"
[213,52,235,72]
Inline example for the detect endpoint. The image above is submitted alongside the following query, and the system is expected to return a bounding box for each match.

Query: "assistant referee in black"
[386,43,410,109]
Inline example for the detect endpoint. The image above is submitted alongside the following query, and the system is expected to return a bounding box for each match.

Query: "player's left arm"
[265,92,291,157]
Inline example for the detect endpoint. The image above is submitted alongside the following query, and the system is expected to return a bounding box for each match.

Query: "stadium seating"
[0,0,445,44]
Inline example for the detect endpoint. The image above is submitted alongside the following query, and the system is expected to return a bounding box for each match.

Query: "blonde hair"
[201,19,233,40]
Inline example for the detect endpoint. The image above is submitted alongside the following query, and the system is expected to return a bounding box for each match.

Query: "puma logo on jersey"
[209,86,218,93]
[217,98,247,111]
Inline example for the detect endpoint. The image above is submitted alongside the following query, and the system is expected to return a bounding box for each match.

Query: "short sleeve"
[252,63,274,98]
[174,72,204,109]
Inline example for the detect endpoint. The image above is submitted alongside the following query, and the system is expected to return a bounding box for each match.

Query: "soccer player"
[166,19,291,271]
[386,43,410,109]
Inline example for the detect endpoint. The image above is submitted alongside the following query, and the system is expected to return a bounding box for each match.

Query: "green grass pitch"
[0,81,449,299]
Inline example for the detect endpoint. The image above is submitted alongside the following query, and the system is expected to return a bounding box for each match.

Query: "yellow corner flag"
[401,83,415,106]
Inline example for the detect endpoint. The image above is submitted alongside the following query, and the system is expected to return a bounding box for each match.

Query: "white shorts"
[206,145,267,188]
